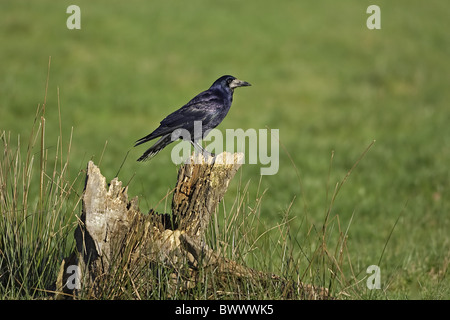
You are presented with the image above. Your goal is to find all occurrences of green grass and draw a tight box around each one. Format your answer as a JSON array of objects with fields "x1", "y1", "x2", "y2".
[
  {"x1": 1, "y1": 0, "x2": 449, "y2": 299},
  {"x1": 0, "y1": 108, "x2": 82, "y2": 298}
]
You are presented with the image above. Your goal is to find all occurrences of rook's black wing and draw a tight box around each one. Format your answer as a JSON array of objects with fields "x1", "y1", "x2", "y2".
[{"x1": 135, "y1": 90, "x2": 223, "y2": 147}]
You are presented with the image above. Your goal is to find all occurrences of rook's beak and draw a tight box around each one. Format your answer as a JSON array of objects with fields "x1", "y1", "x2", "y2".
[{"x1": 230, "y1": 78, "x2": 251, "y2": 89}]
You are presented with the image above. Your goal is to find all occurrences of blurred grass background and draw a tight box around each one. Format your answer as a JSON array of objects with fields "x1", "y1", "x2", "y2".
[{"x1": 0, "y1": 0, "x2": 448, "y2": 298}]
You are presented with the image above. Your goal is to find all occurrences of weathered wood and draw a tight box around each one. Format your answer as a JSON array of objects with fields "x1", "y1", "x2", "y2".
[
  {"x1": 172, "y1": 152, "x2": 244, "y2": 236},
  {"x1": 75, "y1": 162, "x2": 141, "y2": 269},
  {"x1": 55, "y1": 151, "x2": 330, "y2": 300}
]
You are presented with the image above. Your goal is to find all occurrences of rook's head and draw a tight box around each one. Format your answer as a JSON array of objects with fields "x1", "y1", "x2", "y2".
[{"x1": 212, "y1": 75, "x2": 251, "y2": 92}]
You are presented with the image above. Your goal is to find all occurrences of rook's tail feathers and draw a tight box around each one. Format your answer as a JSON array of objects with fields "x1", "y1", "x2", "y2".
[
  {"x1": 135, "y1": 133, "x2": 155, "y2": 147},
  {"x1": 136, "y1": 134, "x2": 173, "y2": 161}
]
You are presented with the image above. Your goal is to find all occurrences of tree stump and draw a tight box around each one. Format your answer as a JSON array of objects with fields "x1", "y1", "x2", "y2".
[{"x1": 55, "y1": 152, "x2": 329, "y2": 299}]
